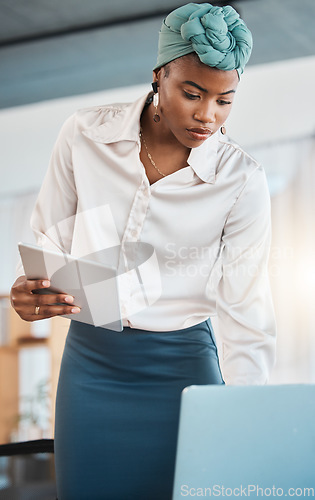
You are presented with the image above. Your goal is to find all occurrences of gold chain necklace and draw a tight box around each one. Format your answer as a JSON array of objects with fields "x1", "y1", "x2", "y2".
[{"x1": 140, "y1": 128, "x2": 166, "y2": 178}]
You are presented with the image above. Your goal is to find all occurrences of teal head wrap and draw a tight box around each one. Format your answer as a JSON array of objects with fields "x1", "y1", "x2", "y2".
[{"x1": 153, "y1": 2, "x2": 253, "y2": 77}]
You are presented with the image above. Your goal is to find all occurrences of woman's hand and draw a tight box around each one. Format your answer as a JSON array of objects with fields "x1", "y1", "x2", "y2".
[{"x1": 10, "y1": 275, "x2": 80, "y2": 322}]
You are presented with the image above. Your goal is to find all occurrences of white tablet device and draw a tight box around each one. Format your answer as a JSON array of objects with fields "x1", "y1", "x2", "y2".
[{"x1": 18, "y1": 242, "x2": 123, "y2": 332}]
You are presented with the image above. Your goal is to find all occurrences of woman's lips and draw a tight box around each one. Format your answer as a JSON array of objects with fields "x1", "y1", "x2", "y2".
[{"x1": 186, "y1": 128, "x2": 213, "y2": 141}]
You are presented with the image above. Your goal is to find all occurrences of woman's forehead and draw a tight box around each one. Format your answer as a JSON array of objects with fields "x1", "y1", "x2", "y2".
[{"x1": 165, "y1": 56, "x2": 239, "y2": 90}]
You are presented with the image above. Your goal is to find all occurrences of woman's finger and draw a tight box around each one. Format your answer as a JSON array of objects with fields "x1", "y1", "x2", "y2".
[
  {"x1": 11, "y1": 276, "x2": 51, "y2": 295},
  {"x1": 18, "y1": 303, "x2": 81, "y2": 322},
  {"x1": 31, "y1": 292, "x2": 76, "y2": 307},
  {"x1": 24, "y1": 278, "x2": 51, "y2": 293}
]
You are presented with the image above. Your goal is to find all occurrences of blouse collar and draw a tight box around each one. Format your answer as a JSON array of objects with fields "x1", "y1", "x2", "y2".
[{"x1": 82, "y1": 94, "x2": 219, "y2": 184}]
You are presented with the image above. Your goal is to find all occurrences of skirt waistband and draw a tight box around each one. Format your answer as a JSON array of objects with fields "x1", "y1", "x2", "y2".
[{"x1": 63, "y1": 318, "x2": 220, "y2": 382}]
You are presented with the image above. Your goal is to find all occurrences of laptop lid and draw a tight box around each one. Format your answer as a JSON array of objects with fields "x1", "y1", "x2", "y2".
[{"x1": 173, "y1": 384, "x2": 315, "y2": 499}]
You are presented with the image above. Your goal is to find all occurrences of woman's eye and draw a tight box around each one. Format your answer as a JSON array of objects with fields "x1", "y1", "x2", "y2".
[
  {"x1": 184, "y1": 91, "x2": 199, "y2": 100},
  {"x1": 217, "y1": 99, "x2": 232, "y2": 106}
]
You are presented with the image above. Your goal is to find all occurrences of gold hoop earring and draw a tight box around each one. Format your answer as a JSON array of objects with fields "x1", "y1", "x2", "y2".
[{"x1": 220, "y1": 124, "x2": 226, "y2": 135}]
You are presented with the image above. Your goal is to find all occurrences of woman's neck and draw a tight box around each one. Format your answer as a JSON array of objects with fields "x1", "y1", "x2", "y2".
[
  {"x1": 140, "y1": 100, "x2": 190, "y2": 156},
  {"x1": 139, "y1": 101, "x2": 191, "y2": 185}
]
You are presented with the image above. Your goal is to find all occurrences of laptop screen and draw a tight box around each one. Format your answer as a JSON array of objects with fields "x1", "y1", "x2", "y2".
[{"x1": 173, "y1": 384, "x2": 315, "y2": 499}]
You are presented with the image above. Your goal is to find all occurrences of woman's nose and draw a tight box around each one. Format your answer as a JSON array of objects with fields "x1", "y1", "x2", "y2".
[{"x1": 193, "y1": 103, "x2": 216, "y2": 124}]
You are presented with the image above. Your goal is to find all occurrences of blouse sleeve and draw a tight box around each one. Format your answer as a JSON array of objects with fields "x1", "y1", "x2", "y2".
[
  {"x1": 215, "y1": 165, "x2": 276, "y2": 385},
  {"x1": 30, "y1": 114, "x2": 78, "y2": 253}
]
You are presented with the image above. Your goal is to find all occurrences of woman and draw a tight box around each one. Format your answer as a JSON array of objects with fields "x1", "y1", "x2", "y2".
[{"x1": 10, "y1": 3, "x2": 276, "y2": 499}]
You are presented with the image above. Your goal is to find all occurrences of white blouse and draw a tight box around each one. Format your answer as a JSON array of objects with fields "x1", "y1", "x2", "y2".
[{"x1": 30, "y1": 94, "x2": 276, "y2": 385}]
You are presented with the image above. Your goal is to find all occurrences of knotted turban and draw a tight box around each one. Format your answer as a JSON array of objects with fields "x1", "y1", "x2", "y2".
[{"x1": 153, "y1": 2, "x2": 253, "y2": 77}]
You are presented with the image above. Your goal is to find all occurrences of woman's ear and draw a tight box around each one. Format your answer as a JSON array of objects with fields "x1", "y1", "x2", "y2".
[
  {"x1": 152, "y1": 68, "x2": 161, "y2": 85},
  {"x1": 152, "y1": 69, "x2": 160, "y2": 94}
]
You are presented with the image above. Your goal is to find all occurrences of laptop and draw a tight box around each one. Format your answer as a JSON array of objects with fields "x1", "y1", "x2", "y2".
[
  {"x1": 173, "y1": 384, "x2": 315, "y2": 499},
  {"x1": 19, "y1": 242, "x2": 122, "y2": 331}
]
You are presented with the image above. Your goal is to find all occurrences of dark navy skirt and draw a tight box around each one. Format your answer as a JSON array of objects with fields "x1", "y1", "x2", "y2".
[{"x1": 54, "y1": 319, "x2": 224, "y2": 500}]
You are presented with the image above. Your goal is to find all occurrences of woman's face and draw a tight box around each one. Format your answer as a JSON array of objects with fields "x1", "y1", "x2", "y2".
[{"x1": 153, "y1": 55, "x2": 239, "y2": 149}]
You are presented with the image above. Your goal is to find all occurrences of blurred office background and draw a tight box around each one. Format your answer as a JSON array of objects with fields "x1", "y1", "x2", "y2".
[{"x1": 0, "y1": 0, "x2": 315, "y2": 446}]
